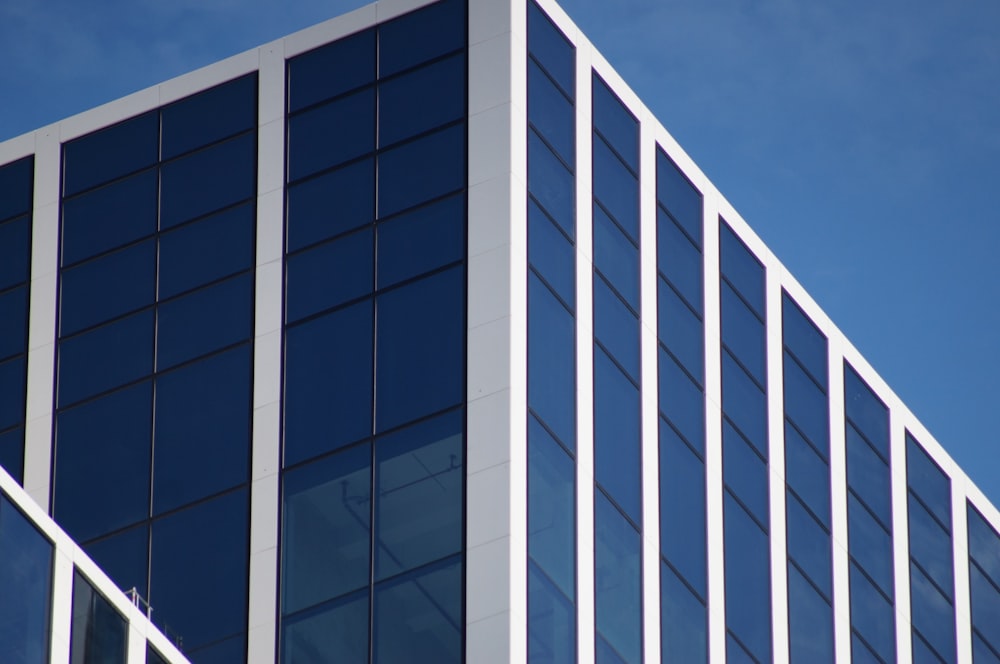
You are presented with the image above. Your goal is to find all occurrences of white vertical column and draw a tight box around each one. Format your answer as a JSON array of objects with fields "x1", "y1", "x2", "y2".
[
  {"x1": 23, "y1": 128, "x2": 61, "y2": 511},
  {"x1": 890, "y1": 405, "x2": 913, "y2": 662},
  {"x1": 466, "y1": 0, "x2": 527, "y2": 661},
  {"x1": 246, "y1": 40, "x2": 285, "y2": 664},
  {"x1": 827, "y1": 342, "x2": 851, "y2": 662},
  {"x1": 953, "y1": 481, "x2": 973, "y2": 663}
]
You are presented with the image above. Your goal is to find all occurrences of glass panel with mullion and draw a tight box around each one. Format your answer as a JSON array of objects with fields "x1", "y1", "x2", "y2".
[
  {"x1": 786, "y1": 492, "x2": 832, "y2": 599},
  {"x1": 595, "y1": 492, "x2": 642, "y2": 664},
  {"x1": 63, "y1": 112, "x2": 158, "y2": 197},
  {"x1": 659, "y1": 418, "x2": 706, "y2": 595},
  {"x1": 285, "y1": 227, "x2": 373, "y2": 324},
  {"x1": 379, "y1": 53, "x2": 465, "y2": 148},
  {"x1": 844, "y1": 364, "x2": 889, "y2": 459},
  {"x1": 529, "y1": 414, "x2": 575, "y2": 599},
  {"x1": 592, "y1": 74, "x2": 637, "y2": 172},
  {"x1": 721, "y1": 352, "x2": 767, "y2": 458},
  {"x1": 160, "y1": 73, "x2": 256, "y2": 160},
  {"x1": 377, "y1": 192, "x2": 464, "y2": 290},
  {"x1": 83, "y1": 524, "x2": 149, "y2": 603},
  {"x1": 657, "y1": 277, "x2": 703, "y2": 381},
  {"x1": 970, "y1": 564, "x2": 1000, "y2": 655},
  {"x1": 787, "y1": 563, "x2": 833, "y2": 664},
  {"x1": 528, "y1": 198, "x2": 574, "y2": 309},
  {"x1": 785, "y1": 422, "x2": 830, "y2": 529},
  {"x1": 907, "y1": 434, "x2": 951, "y2": 529},
  {"x1": 909, "y1": 493, "x2": 954, "y2": 599},
  {"x1": 658, "y1": 347, "x2": 705, "y2": 456},
  {"x1": 0, "y1": 427, "x2": 24, "y2": 485},
  {"x1": 719, "y1": 222, "x2": 764, "y2": 317},
  {"x1": 377, "y1": 0, "x2": 465, "y2": 78},
  {"x1": 594, "y1": 348, "x2": 641, "y2": 524},
  {"x1": 592, "y1": 137, "x2": 638, "y2": 244},
  {"x1": 910, "y1": 561, "x2": 956, "y2": 664},
  {"x1": 70, "y1": 571, "x2": 127, "y2": 664},
  {"x1": 377, "y1": 123, "x2": 465, "y2": 220},
  {"x1": 0, "y1": 215, "x2": 30, "y2": 291},
  {"x1": 721, "y1": 281, "x2": 765, "y2": 385},
  {"x1": 594, "y1": 204, "x2": 639, "y2": 310},
  {"x1": 528, "y1": 130, "x2": 574, "y2": 240},
  {"x1": 846, "y1": 424, "x2": 892, "y2": 528},
  {"x1": 528, "y1": 58, "x2": 574, "y2": 165},
  {"x1": 660, "y1": 561, "x2": 706, "y2": 663},
  {"x1": 849, "y1": 562, "x2": 896, "y2": 663},
  {"x1": 528, "y1": 561, "x2": 575, "y2": 664},
  {"x1": 848, "y1": 493, "x2": 894, "y2": 597},
  {"x1": 656, "y1": 208, "x2": 702, "y2": 315},
  {"x1": 281, "y1": 588, "x2": 368, "y2": 664},
  {"x1": 286, "y1": 88, "x2": 374, "y2": 183},
  {"x1": 287, "y1": 28, "x2": 375, "y2": 114},
  {"x1": 528, "y1": 273, "x2": 575, "y2": 450},
  {"x1": 527, "y1": 1, "x2": 574, "y2": 98},
  {"x1": 0, "y1": 357, "x2": 26, "y2": 432},
  {"x1": 783, "y1": 351, "x2": 829, "y2": 454},
  {"x1": 285, "y1": 157, "x2": 374, "y2": 253},
  {"x1": 656, "y1": 150, "x2": 702, "y2": 247},
  {"x1": 781, "y1": 293, "x2": 828, "y2": 386},
  {"x1": 0, "y1": 156, "x2": 33, "y2": 222},
  {"x1": 723, "y1": 422, "x2": 768, "y2": 527},
  {"x1": 594, "y1": 274, "x2": 639, "y2": 383},
  {"x1": 723, "y1": 493, "x2": 771, "y2": 663},
  {"x1": 0, "y1": 494, "x2": 53, "y2": 664}
]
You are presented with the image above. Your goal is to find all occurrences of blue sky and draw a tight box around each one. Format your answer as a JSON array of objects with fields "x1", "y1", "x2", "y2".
[{"x1": 2, "y1": 0, "x2": 999, "y2": 504}]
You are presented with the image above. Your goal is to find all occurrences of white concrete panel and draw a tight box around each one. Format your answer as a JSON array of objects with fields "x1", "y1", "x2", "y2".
[
  {"x1": 468, "y1": 244, "x2": 511, "y2": 328},
  {"x1": 467, "y1": 462, "x2": 513, "y2": 549},
  {"x1": 467, "y1": 535, "x2": 513, "y2": 624},
  {"x1": 255, "y1": 191, "x2": 285, "y2": 268},
  {"x1": 468, "y1": 176, "x2": 514, "y2": 258},
  {"x1": 375, "y1": 0, "x2": 441, "y2": 24},
  {"x1": 282, "y1": 5, "x2": 376, "y2": 59},
  {"x1": 470, "y1": 0, "x2": 512, "y2": 45},
  {"x1": 826, "y1": 339, "x2": 852, "y2": 662},
  {"x1": 470, "y1": 102, "x2": 515, "y2": 188},
  {"x1": 159, "y1": 51, "x2": 258, "y2": 107},
  {"x1": 248, "y1": 545, "x2": 279, "y2": 629},
  {"x1": 58, "y1": 87, "x2": 161, "y2": 144},
  {"x1": 467, "y1": 388, "x2": 513, "y2": 474},
  {"x1": 953, "y1": 476, "x2": 973, "y2": 664},
  {"x1": 470, "y1": 33, "x2": 515, "y2": 115},
  {"x1": 467, "y1": 317, "x2": 512, "y2": 402},
  {"x1": 890, "y1": 406, "x2": 913, "y2": 662},
  {"x1": 253, "y1": 259, "x2": 283, "y2": 336},
  {"x1": 249, "y1": 475, "x2": 279, "y2": 555},
  {"x1": 467, "y1": 611, "x2": 512, "y2": 662},
  {"x1": 256, "y1": 119, "x2": 286, "y2": 198},
  {"x1": 251, "y1": 401, "x2": 281, "y2": 481},
  {"x1": 48, "y1": 548, "x2": 74, "y2": 664},
  {"x1": 247, "y1": 620, "x2": 276, "y2": 664},
  {"x1": 0, "y1": 131, "x2": 35, "y2": 166},
  {"x1": 258, "y1": 40, "x2": 286, "y2": 126},
  {"x1": 252, "y1": 329, "x2": 282, "y2": 409},
  {"x1": 26, "y1": 271, "x2": 57, "y2": 352}
]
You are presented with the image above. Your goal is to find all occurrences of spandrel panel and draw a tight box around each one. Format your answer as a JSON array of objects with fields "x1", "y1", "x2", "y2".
[
  {"x1": 379, "y1": 53, "x2": 465, "y2": 148},
  {"x1": 161, "y1": 74, "x2": 257, "y2": 160},
  {"x1": 377, "y1": 193, "x2": 464, "y2": 289},
  {"x1": 286, "y1": 158, "x2": 374, "y2": 253},
  {"x1": 160, "y1": 133, "x2": 256, "y2": 228},
  {"x1": 377, "y1": 123, "x2": 465, "y2": 219},
  {"x1": 287, "y1": 28, "x2": 375, "y2": 113},
  {"x1": 287, "y1": 88, "x2": 375, "y2": 182},
  {"x1": 63, "y1": 112, "x2": 158, "y2": 196},
  {"x1": 378, "y1": 0, "x2": 465, "y2": 78},
  {"x1": 285, "y1": 227, "x2": 373, "y2": 324}
]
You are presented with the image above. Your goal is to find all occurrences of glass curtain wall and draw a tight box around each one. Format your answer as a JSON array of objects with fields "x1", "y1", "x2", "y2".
[
  {"x1": 0, "y1": 491, "x2": 53, "y2": 664},
  {"x1": 968, "y1": 503, "x2": 1000, "y2": 662}
]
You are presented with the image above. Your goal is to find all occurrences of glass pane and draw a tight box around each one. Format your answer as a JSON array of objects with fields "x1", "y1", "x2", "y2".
[
  {"x1": 0, "y1": 216, "x2": 30, "y2": 291},
  {"x1": 63, "y1": 112, "x2": 158, "y2": 196},
  {"x1": 907, "y1": 434, "x2": 951, "y2": 529},
  {"x1": 527, "y1": 1, "x2": 574, "y2": 98},
  {"x1": 844, "y1": 364, "x2": 889, "y2": 458},
  {"x1": 54, "y1": 381, "x2": 152, "y2": 542},
  {"x1": 974, "y1": 633, "x2": 1000, "y2": 664},
  {"x1": 846, "y1": 426, "x2": 890, "y2": 531},
  {"x1": 910, "y1": 562, "x2": 956, "y2": 663},
  {"x1": 658, "y1": 347, "x2": 705, "y2": 455},
  {"x1": 594, "y1": 492, "x2": 642, "y2": 664},
  {"x1": 848, "y1": 493, "x2": 894, "y2": 596},
  {"x1": 0, "y1": 285, "x2": 27, "y2": 361},
  {"x1": 375, "y1": 410, "x2": 463, "y2": 580},
  {"x1": 719, "y1": 222, "x2": 764, "y2": 317},
  {"x1": 70, "y1": 571, "x2": 127, "y2": 664},
  {"x1": 660, "y1": 562, "x2": 706, "y2": 664},
  {"x1": 287, "y1": 28, "x2": 375, "y2": 113},
  {"x1": 971, "y1": 563, "x2": 1000, "y2": 644},
  {"x1": 375, "y1": 266, "x2": 464, "y2": 432},
  {"x1": 659, "y1": 419, "x2": 706, "y2": 594},
  {"x1": 153, "y1": 346, "x2": 251, "y2": 514},
  {"x1": 656, "y1": 209, "x2": 702, "y2": 314},
  {"x1": 160, "y1": 133, "x2": 256, "y2": 228},
  {"x1": 281, "y1": 588, "x2": 368, "y2": 664},
  {"x1": 60, "y1": 239, "x2": 155, "y2": 336},
  {"x1": 851, "y1": 633, "x2": 884, "y2": 664},
  {"x1": 378, "y1": 0, "x2": 465, "y2": 77},
  {"x1": 909, "y1": 494, "x2": 954, "y2": 598},
  {"x1": 0, "y1": 156, "x2": 32, "y2": 222},
  {"x1": 0, "y1": 427, "x2": 24, "y2": 485},
  {"x1": 782, "y1": 294, "x2": 827, "y2": 386},
  {"x1": 968, "y1": 504, "x2": 1000, "y2": 583},
  {"x1": 0, "y1": 495, "x2": 52, "y2": 664},
  {"x1": 592, "y1": 75, "x2": 637, "y2": 171},
  {"x1": 528, "y1": 199, "x2": 574, "y2": 309},
  {"x1": 379, "y1": 53, "x2": 465, "y2": 148},
  {"x1": 784, "y1": 352, "x2": 829, "y2": 455},
  {"x1": 285, "y1": 227, "x2": 373, "y2": 324},
  {"x1": 723, "y1": 422, "x2": 768, "y2": 526},
  {"x1": 282, "y1": 444, "x2": 371, "y2": 615},
  {"x1": 656, "y1": 150, "x2": 702, "y2": 246},
  {"x1": 377, "y1": 193, "x2": 464, "y2": 289},
  {"x1": 786, "y1": 493, "x2": 831, "y2": 598},
  {"x1": 593, "y1": 137, "x2": 637, "y2": 243},
  {"x1": 594, "y1": 204, "x2": 639, "y2": 310},
  {"x1": 594, "y1": 274, "x2": 639, "y2": 382},
  {"x1": 657, "y1": 278, "x2": 703, "y2": 381},
  {"x1": 528, "y1": 274, "x2": 575, "y2": 450},
  {"x1": 785, "y1": 422, "x2": 830, "y2": 528},
  {"x1": 721, "y1": 281, "x2": 765, "y2": 384},
  {"x1": 529, "y1": 414, "x2": 575, "y2": 599},
  {"x1": 721, "y1": 352, "x2": 767, "y2": 458},
  {"x1": 724, "y1": 493, "x2": 771, "y2": 663},
  {"x1": 161, "y1": 73, "x2": 256, "y2": 160},
  {"x1": 849, "y1": 563, "x2": 896, "y2": 663},
  {"x1": 594, "y1": 348, "x2": 641, "y2": 523},
  {"x1": 528, "y1": 59, "x2": 574, "y2": 165},
  {"x1": 378, "y1": 123, "x2": 465, "y2": 219},
  {"x1": 83, "y1": 524, "x2": 149, "y2": 601},
  {"x1": 286, "y1": 158, "x2": 374, "y2": 253},
  {"x1": 287, "y1": 88, "x2": 375, "y2": 182},
  {"x1": 528, "y1": 561, "x2": 575, "y2": 664},
  {"x1": 787, "y1": 564, "x2": 834, "y2": 664},
  {"x1": 528, "y1": 129, "x2": 574, "y2": 239},
  {"x1": 283, "y1": 301, "x2": 373, "y2": 467},
  {"x1": 0, "y1": 357, "x2": 26, "y2": 432}
]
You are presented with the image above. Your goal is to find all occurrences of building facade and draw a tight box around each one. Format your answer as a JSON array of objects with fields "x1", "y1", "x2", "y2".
[{"x1": 1, "y1": 0, "x2": 999, "y2": 662}]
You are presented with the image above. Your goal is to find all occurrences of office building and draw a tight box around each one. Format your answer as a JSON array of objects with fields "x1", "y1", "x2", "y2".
[{"x1": 1, "y1": 0, "x2": 999, "y2": 661}]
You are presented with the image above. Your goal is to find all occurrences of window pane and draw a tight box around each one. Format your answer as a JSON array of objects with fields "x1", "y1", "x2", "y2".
[
  {"x1": 656, "y1": 151, "x2": 702, "y2": 246},
  {"x1": 592, "y1": 75, "x2": 637, "y2": 172},
  {"x1": 0, "y1": 427, "x2": 24, "y2": 485},
  {"x1": 529, "y1": 414, "x2": 575, "y2": 599},
  {"x1": 83, "y1": 524, "x2": 149, "y2": 602},
  {"x1": 660, "y1": 562, "x2": 706, "y2": 664},
  {"x1": 786, "y1": 493, "x2": 831, "y2": 598},
  {"x1": 375, "y1": 410, "x2": 463, "y2": 580},
  {"x1": 0, "y1": 357, "x2": 25, "y2": 434},
  {"x1": 593, "y1": 137, "x2": 637, "y2": 243},
  {"x1": 60, "y1": 240, "x2": 155, "y2": 336},
  {"x1": 287, "y1": 28, "x2": 375, "y2": 113},
  {"x1": 844, "y1": 364, "x2": 889, "y2": 458},
  {"x1": 784, "y1": 353, "x2": 829, "y2": 454},
  {"x1": 377, "y1": 192, "x2": 464, "y2": 289},
  {"x1": 0, "y1": 285, "x2": 26, "y2": 360},
  {"x1": 281, "y1": 588, "x2": 368, "y2": 664},
  {"x1": 974, "y1": 633, "x2": 1000, "y2": 664},
  {"x1": 0, "y1": 156, "x2": 33, "y2": 222},
  {"x1": 284, "y1": 301, "x2": 373, "y2": 467},
  {"x1": 907, "y1": 434, "x2": 951, "y2": 529},
  {"x1": 379, "y1": 53, "x2": 464, "y2": 148},
  {"x1": 594, "y1": 348, "x2": 641, "y2": 523},
  {"x1": 658, "y1": 347, "x2": 704, "y2": 455},
  {"x1": 848, "y1": 494, "x2": 894, "y2": 596},
  {"x1": 287, "y1": 88, "x2": 375, "y2": 182},
  {"x1": 846, "y1": 424, "x2": 892, "y2": 528},
  {"x1": 286, "y1": 158, "x2": 374, "y2": 253},
  {"x1": 378, "y1": 0, "x2": 465, "y2": 77},
  {"x1": 529, "y1": 199, "x2": 574, "y2": 309},
  {"x1": 909, "y1": 494, "x2": 954, "y2": 598},
  {"x1": 658, "y1": 279, "x2": 703, "y2": 381},
  {"x1": 527, "y1": 1, "x2": 574, "y2": 98},
  {"x1": 528, "y1": 274, "x2": 575, "y2": 449},
  {"x1": 782, "y1": 294, "x2": 827, "y2": 386},
  {"x1": 161, "y1": 74, "x2": 256, "y2": 160},
  {"x1": 724, "y1": 493, "x2": 771, "y2": 663},
  {"x1": 63, "y1": 112, "x2": 158, "y2": 196},
  {"x1": 285, "y1": 227, "x2": 373, "y2": 324},
  {"x1": 659, "y1": 419, "x2": 706, "y2": 594},
  {"x1": 721, "y1": 281, "x2": 764, "y2": 384},
  {"x1": 785, "y1": 423, "x2": 830, "y2": 528},
  {"x1": 594, "y1": 205, "x2": 639, "y2": 309},
  {"x1": 375, "y1": 266, "x2": 464, "y2": 432},
  {"x1": 528, "y1": 59, "x2": 574, "y2": 165},
  {"x1": 910, "y1": 562, "x2": 956, "y2": 663},
  {"x1": 160, "y1": 133, "x2": 256, "y2": 228},
  {"x1": 70, "y1": 571, "x2": 127, "y2": 664},
  {"x1": 723, "y1": 423, "x2": 768, "y2": 526},
  {"x1": 972, "y1": 564, "x2": 1000, "y2": 647},
  {"x1": 528, "y1": 561, "x2": 575, "y2": 664},
  {"x1": 595, "y1": 492, "x2": 642, "y2": 664},
  {"x1": 282, "y1": 444, "x2": 371, "y2": 615},
  {"x1": 54, "y1": 382, "x2": 152, "y2": 542},
  {"x1": 787, "y1": 564, "x2": 833, "y2": 664},
  {"x1": 594, "y1": 275, "x2": 639, "y2": 382},
  {"x1": 719, "y1": 222, "x2": 764, "y2": 317},
  {"x1": 153, "y1": 346, "x2": 251, "y2": 514},
  {"x1": 0, "y1": 495, "x2": 52, "y2": 664},
  {"x1": 0, "y1": 216, "x2": 30, "y2": 291},
  {"x1": 721, "y1": 352, "x2": 767, "y2": 458},
  {"x1": 378, "y1": 123, "x2": 464, "y2": 219},
  {"x1": 849, "y1": 563, "x2": 896, "y2": 662},
  {"x1": 968, "y1": 505, "x2": 1000, "y2": 585},
  {"x1": 656, "y1": 209, "x2": 702, "y2": 314},
  {"x1": 528, "y1": 129, "x2": 574, "y2": 239}
]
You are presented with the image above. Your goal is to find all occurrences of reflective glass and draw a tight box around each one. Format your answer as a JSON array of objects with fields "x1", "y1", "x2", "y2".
[
  {"x1": 161, "y1": 74, "x2": 256, "y2": 160},
  {"x1": 0, "y1": 285, "x2": 27, "y2": 361},
  {"x1": 158, "y1": 203, "x2": 254, "y2": 299},
  {"x1": 659, "y1": 419, "x2": 706, "y2": 593},
  {"x1": 721, "y1": 352, "x2": 767, "y2": 457},
  {"x1": 377, "y1": 193, "x2": 464, "y2": 289},
  {"x1": 57, "y1": 310, "x2": 153, "y2": 407},
  {"x1": 972, "y1": 564, "x2": 1000, "y2": 649},
  {"x1": 379, "y1": 53, "x2": 465, "y2": 148},
  {"x1": 528, "y1": 129, "x2": 574, "y2": 239},
  {"x1": 782, "y1": 294, "x2": 827, "y2": 385},
  {"x1": 597, "y1": 635, "x2": 628, "y2": 664},
  {"x1": 656, "y1": 209, "x2": 703, "y2": 314},
  {"x1": 787, "y1": 563, "x2": 833, "y2": 664},
  {"x1": 851, "y1": 633, "x2": 884, "y2": 664},
  {"x1": 844, "y1": 364, "x2": 889, "y2": 458},
  {"x1": 974, "y1": 633, "x2": 1000, "y2": 664},
  {"x1": 528, "y1": 274, "x2": 575, "y2": 449},
  {"x1": 374, "y1": 410, "x2": 463, "y2": 580},
  {"x1": 377, "y1": 123, "x2": 464, "y2": 219},
  {"x1": 785, "y1": 423, "x2": 830, "y2": 528},
  {"x1": 0, "y1": 156, "x2": 32, "y2": 222},
  {"x1": 63, "y1": 112, "x2": 158, "y2": 196},
  {"x1": 783, "y1": 352, "x2": 829, "y2": 454},
  {"x1": 373, "y1": 555, "x2": 462, "y2": 663},
  {"x1": 285, "y1": 227, "x2": 373, "y2": 323},
  {"x1": 0, "y1": 494, "x2": 52, "y2": 664},
  {"x1": 907, "y1": 434, "x2": 951, "y2": 528},
  {"x1": 54, "y1": 381, "x2": 152, "y2": 542},
  {"x1": 527, "y1": 1, "x2": 574, "y2": 98},
  {"x1": 529, "y1": 199, "x2": 574, "y2": 308},
  {"x1": 848, "y1": 493, "x2": 894, "y2": 596},
  {"x1": 528, "y1": 562, "x2": 575, "y2": 664},
  {"x1": 529, "y1": 414, "x2": 575, "y2": 598},
  {"x1": 0, "y1": 216, "x2": 30, "y2": 291},
  {"x1": 594, "y1": 348, "x2": 641, "y2": 523},
  {"x1": 595, "y1": 492, "x2": 642, "y2": 664},
  {"x1": 287, "y1": 28, "x2": 375, "y2": 113},
  {"x1": 969, "y1": 505, "x2": 1000, "y2": 576},
  {"x1": 528, "y1": 59, "x2": 574, "y2": 164},
  {"x1": 723, "y1": 493, "x2": 771, "y2": 663},
  {"x1": 60, "y1": 240, "x2": 155, "y2": 335},
  {"x1": 70, "y1": 571, "x2": 127, "y2": 664},
  {"x1": 721, "y1": 281, "x2": 765, "y2": 384},
  {"x1": 284, "y1": 301, "x2": 373, "y2": 466},
  {"x1": 160, "y1": 133, "x2": 256, "y2": 228},
  {"x1": 723, "y1": 423, "x2": 768, "y2": 526},
  {"x1": 83, "y1": 524, "x2": 149, "y2": 602},
  {"x1": 658, "y1": 279, "x2": 703, "y2": 380},
  {"x1": 61, "y1": 168, "x2": 157, "y2": 266},
  {"x1": 593, "y1": 75, "x2": 637, "y2": 171},
  {"x1": 287, "y1": 88, "x2": 375, "y2": 182},
  {"x1": 910, "y1": 562, "x2": 956, "y2": 663},
  {"x1": 150, "y1": 488, "x2": 248, "y2": 652},
  {"x1": 594, "y1": 204, "x2": 639, "y2": 309},
  {"x1": 909, "y1": 494, "x2": 953, "y2": 598},
  {"x1": 656, "y1": 150, "x2": 702, "y2": 246},
  {"x1": 0, "y1": 427, "x2": 24, "y2": 485},
  {"x1": 658, "y1": 347, "x2": 704, "y2": 454},
  {"x1": 286, "y1": 158, "x2": 374, "y2": 253},
  {"x1": 850, "y1": 563, "x2": 896, "y2": 662},
  {"x1": 786, "y1": 493, "x2": 831, "y2": 598},
  {"x1": 281, "y1": 588, "x2": 368, "y2": 664},
  {"x1": 0, "y1": 357, "x2": 26, "y2": 432},
  {"x1": 846, "y1": 424, "x2": 892, "y2": 528},
  {"x1": 594, "y1": 274, "x2": 639, "y2": 382},
  {"x1": 282, "y1": 443, "x2": 371, "y2": 615},
  {"x1": 153, "y1": 346, "x2": 251, "y2": 514},
  {"x1": 186, "y1": 634, "x2": 245, "y2": 664},
  {"x1": 375, "y1": 266, "x2": 464, "y2": 432},
  {"x1": 593, "y1": 137, "x2": 638, "y2": 243},
  {"x1": 912, "y1": 632, "x2": 947, "y2": 664},
  {"x1": 156, "y1": 274, "x2": 252, "y2": 370},
  {"x1": 660, "y1": 562, "x2": 706, "y2": 664},
  {"x1": 378, "y1": 0, "x2": 465, "y2": 78},
  {"x1": 719, "y1": 222, "x2": 764, "y2": 317},
  {"x1": 726, "y1": 635, "x2": 756, "y2": 664}
]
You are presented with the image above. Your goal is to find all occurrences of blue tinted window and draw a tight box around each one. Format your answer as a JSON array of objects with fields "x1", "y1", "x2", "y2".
[
  {"x1": 83, "y1": 524, "x2": 149, "y2": 602},
  {"x1": 0, "y1": 216, "x2": 30, "y2": 291},
  {"x1": 661, "y1": 562, "x2": 706, "y2": 663},
  {"x1": 375, "y1": 266, "x2": 464, "y2": 432},
  {"x1": 593, "y1": 75, "x2": 637, "y2": 171},
  {"x1": 972, "y1": 563, "x2": 1000, "y2": 651},
  {"x1": 656, "y1": 209, "x2": 702, "y2": 314},
  {"x1": 377, "y1": 193, "x2": 464, "y2": 289},
  {"x1": 63, "y1": 112, "x2": 158, "y2": 196},
  {"x1": 281, "y1": 588, "x2": 368, "y2": 664},
  {"x1": 527, "y1": 1, "x2": 574, "y2": 98},
  {"x1": 594, "y1": 205, "x2": 639, "y2": 309},
  {"x1": 844, "y1": 363, "x2": 889, "y2": 457},
  {"x1": 287, "y1": 88, "x2": 375, "y2": 182},
  {"x1": 379, "y1": 53, "x2": 465, "y2": 148},
  {"x1": 910, "y1": 562, "x2": 956, "y2": 663},
  {"x1": 160, "y1": 133, "x2": 256, "y2": 228},
  {"x1": 909, "y1": 494, "x2": 953, "y2": 598},
  {"x1": 54, "y1": 382, "x2": 152, "y2": 542},
  {"x1": 287, "y1": 29, "x2": 375, "y2": 113},
  {"x1": 529, "y1": 415, "x2": 575, "y2": 599},
  {"x1": 658, "y1": 280, "x2": 703, "y2": 381},
  {"x1": 375, "y1": 410, "x2": 463, "y2": 579},
  {"x1": 593, "y1": 137, "x2": 638, "y2": 243},
  {"x1": 727, "y1": 634, "x2": 756, "y2": 664},
  {"x1": 594, "y1": 275, "x2": 639, "y2": 382},
  {"x1": 378, "y1": 123, "x2": 464, "y2": 219},
  {"x1": 285, "y1": 228, "x2": 373, "y2": 323},
  {"x1": 785, "y1": 423, "x2": 830, "y2": 527},
  {"x1": 153, "y1": 347, "x2": 250, "y2": 514},
  {"x1": 528, "y1": 561, "x2": 576, "y2": 664},
  {"x1": 378, "y1": 0, "x2": 465, "y2": 77},
  {"x1": 784, "y1": 353, "x2": 829, "y2": 454},
  {"x1": 850, "y1": 563, "x2": 896, "y2": 662},
  {"x1": 660, "y1": 419, "x2": 705, "y2": 593},
  {"x1": 724, "y1": 423, "x2": 768, "y2": 525},
  {"x1": 61, "y1": 169, "x2": 157, "y2": 266},
  {"x1": 724, "y1": 493, "x2": 771, "y2": 662},
  {"x1": 721, "y1": 352, "x2": 767, "y2": 457},
  {"x1": 58, "y1": 310, "x2": 153, "y2": 407},
  {"x1": 528, "y1": 129, "x2": 574, "y2": 239},
  {"x1": 150, "y1": 488, "x2": 248, "y2": 652},
  {"x1": 968, "y1": 505, "x2": 1000, "y2": 583},
  {"x1": 529, "y1": 200, "x2": 574, "y2": 308},
  {"x1": 529, "y1": 59, "x2": 574, "y2": 164},
  {"x1": 656, "y1": 150, "x2": 702, "y2": 246},
  {"x1": 721, "y1": 281, "x2": 765, "y2": 384},
  {"x1": 907, "y1": 434, "x2": 951, "y2": 528},
  {"x1": 846, "y1": 424, "x2": 892, "y2": 527},
  {"x1": 282, "y1": 444, "x2": 371, "y2": 615},
  {"x1": 786, "y1": 493, "x2": 831, "y2": 598},
  {"x1": 848, "y1": 494, "x2": 894, "y2": 596},
  {"x1": 0, "y1": 286, "x2": 27, "y2": 361},
  {"x1": 528, "y1": 274, "x2": 575, "y2": 449},
  {"x1": 60, "y1": 240, "x2": 155, "y2": 335},
  {"x1": 595, "y1": 493, "x2": 642, "y2": 664},
  {"x1": 0, "y1": 428, "x2": 24, "y2": 484},
  {"x1": 158, "y1": 203, "x2": 254, "y2": 299},
  {"x1": 851, "y1": 633, "x2": 884, "y2": 664},
  {"x1": 594, "y1": 348, "x2": 641, "y2": 523},
  {"x1": 286, "y1": 158, "x2": 374, "y2": 253},
  {"x1": 658, "y1": 348, "x2": 705, "y2": 454},
  {"x1": 161, "y1": 74, "x2": 256, "y2": 159},
  {"x1": 782, "y1": 294, "x2": 827, "y2": 385},
  {"x1": 0, "y1": 358, "x2": 25, "y2": 432},
  {"x1": 0, "y1": 494, "x2": 52, "y2": 664},
  {"x1": 70, "y1": 571, "x2": 127, "y2": 664},
  {"x1": 719, "y1": 222, "x2": 764, "y2": 317},
  {"x1": 787, "y1": 563, "x2": 833, "y2": 664},
  {"x1": 284, "y1": 301, "x2": 373, "y2": 466},
  {"x1": 974, "y1": 633, "x2": 1000, "y2": 664},
  {"x1": 0, "y1": 157, "x2": 32, "y2": 222}
]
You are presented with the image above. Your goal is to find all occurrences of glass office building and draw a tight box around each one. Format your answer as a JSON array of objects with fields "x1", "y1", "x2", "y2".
[{"x1": 1, "y1": 0, "x2": 999, "y2": 662}]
